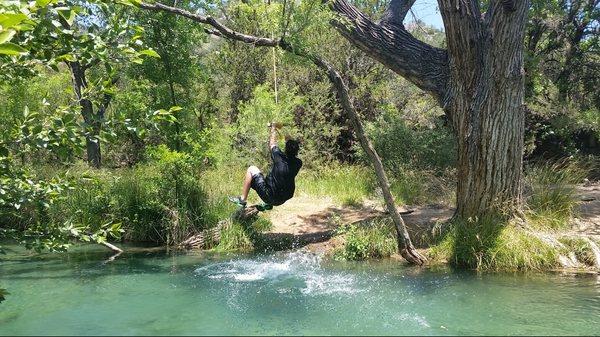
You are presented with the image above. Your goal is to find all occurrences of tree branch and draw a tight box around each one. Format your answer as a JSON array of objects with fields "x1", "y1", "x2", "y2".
[
  {"x1": 139, "y1": 1, "x2": 278, "y2": 47},
  {"x1": 379, "y1": 0, "x2": 416, "y2": 28},
  {"x1": 140, "y1": 1, "x2": 449, "y2": 102},
  {"x1": 329, "y1": 0, "x2": 449, "y2": 102},
  {"x1": 278, "y1": 40, "x2": 426, "y2": 265}
]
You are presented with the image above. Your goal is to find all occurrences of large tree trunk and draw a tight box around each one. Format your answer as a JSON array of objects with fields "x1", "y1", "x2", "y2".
[
  {"x1": 439, "y1": 0, "x2": 528, "y2": 218},
  {"x1": 450, "y1": 85, "x2": 525, "y2": 218},
  {"x1": 332, "y1": 0, "x2": 529, "y2": 219}
]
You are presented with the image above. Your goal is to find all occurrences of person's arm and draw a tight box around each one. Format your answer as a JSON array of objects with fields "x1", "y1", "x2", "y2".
[{"x1": 268, "y1": 123, "x2": 277, "y2": 150}]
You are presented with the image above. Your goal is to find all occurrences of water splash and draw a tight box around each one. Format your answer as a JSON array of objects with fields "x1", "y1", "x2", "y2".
[{"x1": 195, "y1": 251, "x2": 364, "y2": 296}]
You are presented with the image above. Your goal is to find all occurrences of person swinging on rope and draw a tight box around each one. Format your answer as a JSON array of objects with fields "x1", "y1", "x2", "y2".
[{"x1": 229, "y1": 122, "x2": 302, "y2": 209}]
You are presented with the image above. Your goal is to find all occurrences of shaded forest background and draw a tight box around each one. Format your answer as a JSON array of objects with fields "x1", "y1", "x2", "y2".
[{"x1": 0, "y1": 0, "x2": 598, "y2": 255}]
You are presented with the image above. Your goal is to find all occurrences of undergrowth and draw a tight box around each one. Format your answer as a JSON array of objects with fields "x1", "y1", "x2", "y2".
[
  {"x1": 334, "y1": 219, "x2": 397, "y2": 260},
  {"x1": 213, "y1": 216, "x2": 274, "y2": 252}
]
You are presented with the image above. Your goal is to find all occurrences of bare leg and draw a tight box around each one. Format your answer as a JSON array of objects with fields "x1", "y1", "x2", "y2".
[{"x1": 241, "y1": 166, "x2": 260, "y2": 201}]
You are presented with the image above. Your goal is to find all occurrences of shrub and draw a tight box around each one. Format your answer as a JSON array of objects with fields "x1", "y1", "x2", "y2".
[
  {"x1": 335, "y1": 219, "x2": 397, "y2": 260},
  {"x1": 109, "y1": 167, "x2": 166, "y2": 243},
  {"x1": 367, "y1": 110, "x2": 456, "y2": 174},
  {"x1": 44, "y1": 146, "x2": 213, "y2": 246},
  {"x1": 213, "y1": 221, "x2": 254, "y2": 252}
]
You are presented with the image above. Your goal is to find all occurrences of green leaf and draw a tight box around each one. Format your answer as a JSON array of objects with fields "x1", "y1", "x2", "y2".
[
  {"x1": 55, "y1": 53, "x2": 76, "y2": 62},
  {"x1": 36, "y1": 0, "x2": 55, "y2": 8},
  {"x1": 0, "y1": 43, "x2": 28, "y2": 56},
  {"x1": 57, "y1": 9, "x2": 76, "y2": 26},
  {"x1": 116, "y1": 0, "x2": 142, "y2": 7},
  {"x1": 0, "y1": 30, "x2": 16, "y2": 44},
  {"x1": 139, "y1": 49, "x2": 160, "y2": 58},
  {"x1": 0, "y1": 13, "x2": 28, "y2": 30}
]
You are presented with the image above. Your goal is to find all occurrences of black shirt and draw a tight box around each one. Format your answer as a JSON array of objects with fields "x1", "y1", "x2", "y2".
[{"x1": 266, "y1": 146, "x2": 302, "y2": 203}]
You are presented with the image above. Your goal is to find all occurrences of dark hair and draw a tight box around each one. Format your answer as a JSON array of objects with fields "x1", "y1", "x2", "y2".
[{"x1": 285, "y1": 139, "x2": 300, "y2": 157}]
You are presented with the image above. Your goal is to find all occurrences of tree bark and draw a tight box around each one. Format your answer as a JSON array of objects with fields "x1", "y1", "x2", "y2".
[
  {"x1": 330, "y1": 0, "x2": 529, "y2": 218},
  {"x1": 68, "y1": 61, "x2": 103, "y2": 168},
  {"x1": 330, "y1": 0, "x2": 449, "y2": 102},
  {"x1": 438, "y1": 0, "x2": 529, "y2": 218}
]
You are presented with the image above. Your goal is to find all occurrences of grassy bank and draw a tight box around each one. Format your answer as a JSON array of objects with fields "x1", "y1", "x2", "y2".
[
  {"x1": 424, "y1": 159, "x2": 597, "y2": 271},
  {"x1": 5, "y1": 145, "x2": 596, "y2": 273}
]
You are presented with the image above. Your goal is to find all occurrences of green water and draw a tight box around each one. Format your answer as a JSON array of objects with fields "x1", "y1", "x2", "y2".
[{"x1": 1, "y1": 245, "x2": 599, "y2": 336}]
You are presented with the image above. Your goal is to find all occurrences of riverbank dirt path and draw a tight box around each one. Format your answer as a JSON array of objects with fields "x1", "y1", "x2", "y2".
[
  {"x1": 264, "y1": 194, "x2": 454, "y2": 253},
  {"x1": 264, "y1": 183, "x2": 600, "y2": 254}
]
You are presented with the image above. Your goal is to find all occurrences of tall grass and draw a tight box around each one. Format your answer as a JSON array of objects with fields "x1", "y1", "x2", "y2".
[
  {"x1": 429, "y1": 216, "x2": 560, "y2": 271},
  {"x1": 389, "y1": 168, "x2": 455, "y2": 206},
  {"x1": 213, "y1": 221, "x2": 254, "y2": 252},
  {"x1": 297, "y1": 165, "x2": 376, "y2": 206},
  {"x1": 525, "y1": 159, "x2": 589, "y2": 230},
  {"x1": 44, "y1": 146, "x2": 214, "y2": 246}
]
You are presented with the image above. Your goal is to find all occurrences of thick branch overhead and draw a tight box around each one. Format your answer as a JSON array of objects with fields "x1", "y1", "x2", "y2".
[
  {"x1": 380, "y1": 0, "x2": 416, "y2": 28},
  {"x1": 140, "y1": 0, "x2": 449, "y2": 101},
  {"x1": 329, "y1": 0, "x2": 449, "y2": 101}
]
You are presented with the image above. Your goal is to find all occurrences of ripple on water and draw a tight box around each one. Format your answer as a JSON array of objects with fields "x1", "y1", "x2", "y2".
[{"x1": 194, "y1": 251, "x2": 367, "y2": 296}]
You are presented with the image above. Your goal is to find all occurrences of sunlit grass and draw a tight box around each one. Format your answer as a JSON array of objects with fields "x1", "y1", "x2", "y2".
[{"x1": 429, "y1": 216, "x2": 560, "y2": 271}]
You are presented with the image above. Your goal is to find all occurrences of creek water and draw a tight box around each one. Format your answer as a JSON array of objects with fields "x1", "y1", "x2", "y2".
[{"x1": 1, "y1": 244, "x2": 599, "y2": 335}]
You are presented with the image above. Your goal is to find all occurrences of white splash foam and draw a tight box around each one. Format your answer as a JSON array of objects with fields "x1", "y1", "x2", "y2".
[{"x1": 195, "y1": 252, "x2": 362, "y2": 296}]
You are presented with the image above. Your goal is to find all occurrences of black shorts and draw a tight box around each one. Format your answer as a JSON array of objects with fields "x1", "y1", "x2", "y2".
[{"x1": 251, "y1": 173, "x2": 280, "y2": 205}]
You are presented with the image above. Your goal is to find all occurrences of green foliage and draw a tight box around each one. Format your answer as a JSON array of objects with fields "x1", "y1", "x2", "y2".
[
  {"x1": 112, "y1": 145, "x2": 209, "y2": 244},
  {"x1": 430, "y1": 217, "x2": 560, "y2": 271},
  {"x1": 368, "y1": 109, "x2": 456, "y2": 173},
  {"x1": 214, "y1": 221, "x2": 254, "y2": 253},
  {"x1": 34, "y1": 145, "x2": 212, "y2": 247},
  {"x1": 231, "y1": 84, "x2": 303, "y2": 167},
  {"x1": 213, "y1": 215, "x2": 274, "y2": 253},
  {"x1": 389, "y1": 168, "x2": 455, "y2": 206},
  {"x1": 524, "y1": 0, "x2": 600, "y2": 158},
  {"x1": 0, "y1": 101, "x2": 115, "y2": 252},
  {"x1": 334, "y1": 219, "x2": 397, "y2": 261}
]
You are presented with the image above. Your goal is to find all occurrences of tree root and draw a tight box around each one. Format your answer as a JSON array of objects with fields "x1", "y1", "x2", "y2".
[
  {"x1": 400, "y1": 247, "x2": 427, "y2": 265},
  {"x1": 179, "y1": 221, "x2": 228, "y2": 250}
]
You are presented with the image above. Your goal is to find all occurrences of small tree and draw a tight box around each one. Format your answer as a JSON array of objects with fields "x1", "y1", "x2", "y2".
[{"x1": 1, "y1": 0, "x2": 159, "y2": 168}]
